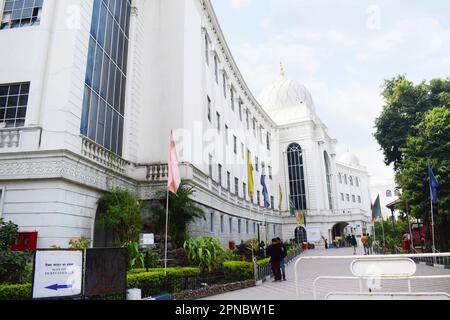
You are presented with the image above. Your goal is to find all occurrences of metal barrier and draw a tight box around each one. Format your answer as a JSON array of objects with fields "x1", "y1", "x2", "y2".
[
  {"x1": 255, "y1": 248, "x2": 303, "y2": 283},
  {"x1": 294, "y1": 253, "x2": 450, "y2": 300}
]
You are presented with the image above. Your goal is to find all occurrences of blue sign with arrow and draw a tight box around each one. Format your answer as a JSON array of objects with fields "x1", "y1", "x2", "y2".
[
  {"x1": 45, "y1": 284, "x2": 73, "y2": 291},
  {"x1": 32, "y1": 250, "x2": 83, "y2": 299}
]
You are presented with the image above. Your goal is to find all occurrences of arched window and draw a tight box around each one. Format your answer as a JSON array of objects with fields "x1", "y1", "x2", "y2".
[
  {"x1": 386, "y1": 190, "x2": 392, "y2": 198},
  {"x1": 287, "y1": 143, "x2": 307, "y2": 210},
  {"x1": 324, "y1": 152, "x2": 333, "y2": 210},
  {"x1": 394, "y1": 189, "x2": 400, "y2": 197}
]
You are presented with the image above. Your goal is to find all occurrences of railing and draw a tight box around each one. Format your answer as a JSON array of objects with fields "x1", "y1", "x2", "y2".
[
  {"x1": 294, "y1": 252, "x2": 450, "y2": 300},
  {"x1": 254, "y1": 247, "x2": 304, "y2": 282},
  {"x1": 146, "y1": 163, "x2": 168, "y2": 181},
  {"x1": 81, "y1": 138, "x2": 130, "y2": 174},
  {"x1": 374, "y1": 243, "x2": 448, "y2": 266},
  {"x1": 410, "y1": 248, "x2": 448, "y2": 266},
  {"x1": 0, "y1": 128, "x2": 20, "y2": 148}
]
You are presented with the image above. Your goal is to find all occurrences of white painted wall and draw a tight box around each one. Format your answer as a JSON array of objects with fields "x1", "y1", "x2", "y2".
[{"x1": 2, "y1": 179, "x2": 102, "y2": 248}]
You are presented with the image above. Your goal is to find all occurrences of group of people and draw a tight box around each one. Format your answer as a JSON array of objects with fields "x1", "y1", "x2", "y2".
[
  {"x1": 325, "y1": 234, "x2": 374, "y2": 255},
  {"x1": 360, "y1": 233, "x2": 373, "y2": 255},
  {"x1": 265, "y1": 238, "x2": 287, "y2": 282}
]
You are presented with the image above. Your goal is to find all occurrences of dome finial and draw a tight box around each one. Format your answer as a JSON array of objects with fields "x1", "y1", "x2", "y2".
[{"x1": 280, "y1": 62, "x2": 285, "y2": 78}]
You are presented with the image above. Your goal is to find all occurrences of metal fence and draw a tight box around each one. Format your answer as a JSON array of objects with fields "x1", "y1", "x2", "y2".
[
  {"x1": 294, "y1": 252, "x2": 450, "y2": 300},
  {"x1": 373, "y1": 243, "x2": 449, "y2": 266},
  {"x1": 255, "y1": 248, "x2": 304, "y2": 282}
]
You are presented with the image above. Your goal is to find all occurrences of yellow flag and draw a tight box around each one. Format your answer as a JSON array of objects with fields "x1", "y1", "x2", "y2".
[
  {"x1": 278, "y1": 184, "x2": 283, "y2": 213},
  {"x1": 247, "y1": 150, "x2": 254, "y2": 197},
  {"x1": 299, "y1": 210, "x2": 305, "y2": 226}
]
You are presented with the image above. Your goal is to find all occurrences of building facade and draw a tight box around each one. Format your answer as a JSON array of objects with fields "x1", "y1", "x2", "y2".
[{"x1": 0, "y1": 0, "x2": 372, "y2": 249}]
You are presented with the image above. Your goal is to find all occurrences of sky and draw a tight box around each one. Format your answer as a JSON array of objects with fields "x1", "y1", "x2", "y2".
[{"x1": 210, "y1": 0, "x2": 450, "y2": 186}]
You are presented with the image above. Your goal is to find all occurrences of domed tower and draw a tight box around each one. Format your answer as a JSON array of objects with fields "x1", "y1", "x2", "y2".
[
  {"x1": 258, "y1": 63, "x2": 317, "y2": 125},
  {"x1": 339, "y1": 150, "x2": 361, "y2": 167}
]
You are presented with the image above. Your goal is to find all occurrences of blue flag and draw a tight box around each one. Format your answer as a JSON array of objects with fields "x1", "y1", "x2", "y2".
[
  {"x1": 428, "y1": 165, "x2": 439, "y2": 204},
  {"x1": 261, "y1": 167, "x2": 270, "y2": 208}
]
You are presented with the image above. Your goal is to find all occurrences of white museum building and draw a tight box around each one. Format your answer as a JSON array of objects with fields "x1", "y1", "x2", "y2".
[{"x1": 0, "y1": 0, "x2": 373, "y2": 249}]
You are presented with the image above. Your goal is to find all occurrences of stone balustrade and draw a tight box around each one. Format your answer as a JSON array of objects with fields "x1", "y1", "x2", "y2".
[
  {"x1": 81, "y1": 137, "x2": 130, "y2": 174},
  {"x1": 0, "y1": 128, "x2": 20, "y2": 149},
  {"x1": 146, "y1": 163, "x2": 169, "y2": 181}
]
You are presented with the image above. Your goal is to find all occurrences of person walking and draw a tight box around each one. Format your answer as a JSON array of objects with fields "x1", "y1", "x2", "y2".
[
  {"x1": 361, "y1": 233, "x2": 369, "y2": 255},
  {"x1": 345, "y1": 235, "x2": 351, "y2": 247},
  {"x1": 367, "y1": 233, "x2": 373, "y2": 255},
  {"x1": 277, "y1": 238, "x2": 287, "y2": 281},
  {"x1": 266, "y1": 238, "x2": 283, "y2": 282},
  {"x1": 350, "y1": 235, "x2": 358, "y2": 255}
]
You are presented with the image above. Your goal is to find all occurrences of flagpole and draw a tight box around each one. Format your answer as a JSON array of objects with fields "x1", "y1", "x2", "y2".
[
  {"x1": 430, "y1": 197, "x2": 436, "y2": 263},
  {"x1": 373, "y1": 219, "x2": 376, "y2": 249},
  {"x1": 428, "y1": 162, "x2": 437, "y2": 264},
  {"x1": 164, "y1": 189, "x2": 169, "y2": 276},
  {"x1": 406, "y1": 201, "x2": 413, "y2": 252}
]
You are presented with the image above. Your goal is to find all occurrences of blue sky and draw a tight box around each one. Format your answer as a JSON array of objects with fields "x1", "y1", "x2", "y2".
[{"x1": 211, "y1": 0, "x2": 450, "y2": 185}]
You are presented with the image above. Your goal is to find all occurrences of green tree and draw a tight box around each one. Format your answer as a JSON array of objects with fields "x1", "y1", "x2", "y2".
[
  {"x1": 396, "y1": 107, "x2": 450, "y2": 250},
  {"x1": 97, "y1": 189, "x2": 142, "y2": 245},
  {"x1": 374, "y1": 76, "x2": 450, "y2": 171},
  {"x1": 144, "y1": 182, "x2": 205, "y2": 248}
]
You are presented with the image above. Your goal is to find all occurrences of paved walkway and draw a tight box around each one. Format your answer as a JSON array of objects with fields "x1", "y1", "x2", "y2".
[{"x1": 203, "y1": 247, "x2": 450, "y2": 300}]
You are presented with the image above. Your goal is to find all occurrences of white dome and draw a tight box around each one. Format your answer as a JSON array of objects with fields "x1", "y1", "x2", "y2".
[
  {"x1": 258, "y1": 64, "x2": 316, "y2": 113},
  {"x1": 339, "y1": 151, "x2": 360, "y2": 167}
]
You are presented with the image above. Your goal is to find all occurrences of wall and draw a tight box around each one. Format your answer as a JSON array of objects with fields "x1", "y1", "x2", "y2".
[{"x1": 1, "y1": 179, "x2": 102, "y2": 248}]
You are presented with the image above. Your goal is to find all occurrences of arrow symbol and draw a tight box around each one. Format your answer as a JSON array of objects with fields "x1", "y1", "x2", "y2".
[{"x1": 45, "y1": 284, "x2": 73, "y2": 291}]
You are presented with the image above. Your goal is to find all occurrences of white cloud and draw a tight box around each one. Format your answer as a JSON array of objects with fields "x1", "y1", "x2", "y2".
[
  {"x1": 230, "y1": 0, "x2": 252, "y2": 9},
  {"x1": 356, "y1": 17, "x2": 450, "y2": 62}
]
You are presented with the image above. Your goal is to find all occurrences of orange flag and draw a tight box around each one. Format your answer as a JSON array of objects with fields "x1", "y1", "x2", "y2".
[{"x1": 167, "y1": 131, "x2": 181, "y2": 194}]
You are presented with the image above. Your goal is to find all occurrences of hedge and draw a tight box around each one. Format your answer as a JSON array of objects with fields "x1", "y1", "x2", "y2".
[
  {"x1": 0, "y1": 284, "x2": 32, "y2": 300},
  {"x1": 256, "y1": 258, "x2": 270, "y2": 266},
  {"x1": 128, "y1": 268, "x2": 199, "y2": 275},
  {"x1": 223, "y1": 261, "x2": 254, "y2": 281},
  {"x1": 0, "y1": 268, "x2": 200, "y2": 300},
  {"x1": 127, "y1": 267, "x2": 200, "y2": 298}
]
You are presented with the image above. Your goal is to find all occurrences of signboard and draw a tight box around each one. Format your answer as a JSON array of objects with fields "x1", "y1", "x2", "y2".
[
  {"x1": 306, "y1": 227, "x2": 321, "y2": 242},
  {"x1": 84, "y1": 248, "x2": 128, "y2": 297},
  {"x1": 140, "y1": 233, "x2": 155, "y2": 247},
  {"x1": 32, "y1": 250, "x2": 83, "y2": 299}
]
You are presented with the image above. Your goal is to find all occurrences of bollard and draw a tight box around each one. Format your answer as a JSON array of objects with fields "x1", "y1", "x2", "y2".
[{"x1": 127, "y1": 288, "x2": 142, "y2": 300}]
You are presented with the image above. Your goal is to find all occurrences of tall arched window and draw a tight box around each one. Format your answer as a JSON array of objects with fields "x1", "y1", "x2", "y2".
[
  {"x1": 386, "y1": 190, "x2": 392, "y2": 198},
  {"x1": 324, "y1": 152, "x2": 333, "y2": 210},
  {"x1": 287, "y1": 143, "x2": 307, "y2": 210}
]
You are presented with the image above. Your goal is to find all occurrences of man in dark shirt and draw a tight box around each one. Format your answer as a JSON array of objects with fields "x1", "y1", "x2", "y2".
[
  {"x1": 277, "y1": 238, "x2": 287, "y2": 281},
  {"x1": 266, "y1": 238, "x2": 283, "y2": 281}
]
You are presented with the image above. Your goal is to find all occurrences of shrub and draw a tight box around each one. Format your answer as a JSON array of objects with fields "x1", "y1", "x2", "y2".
[
  {"x1": 127, "y1": 267, "x2": 200, "y2": 297},
  {"x1": 97, "y1": 189, "x2": 142, "y2": 244},
  {"x1": 223, "y1": 261, "x2": 254, "y2": 281},
  {"x1": 0, "y1": 250, "x2": 30, "y2": 284},
  {"x1": 0, "y1": 219, "x2": 18, "y2": 250},
  {"x1": 183, "y1": 237, "x2": 225, "y2": 273},
  {"x1": 0, "y1": 219, "x2": 31, "y2": 285},
  {"x1": 69, "y1": 237, "x2": 91, "y2": 250},
  {"x1": 122, "y1": 241, "x2": 145, "y2": 270},
  {"x1": 256, "y1": 258, "x2": 270, "y2": 267},
  {"x1": 0, "y1": 283, "x2": 32, "y2": 300}
]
